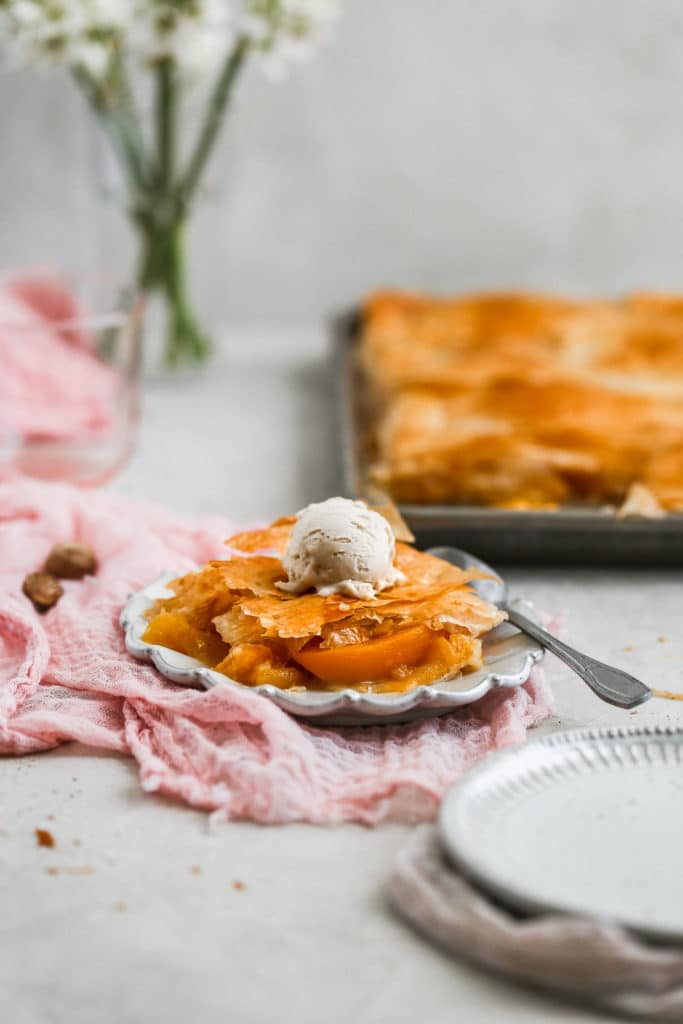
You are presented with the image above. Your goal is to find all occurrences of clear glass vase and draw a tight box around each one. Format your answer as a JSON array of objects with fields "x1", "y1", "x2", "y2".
[{"x1": 88, "y1": 103, "x2": 214, "y2": 375}]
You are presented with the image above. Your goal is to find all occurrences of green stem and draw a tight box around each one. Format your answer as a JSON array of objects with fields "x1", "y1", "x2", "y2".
[
  {"x1": 136, "y1": 222, "x2": 162, "y2": 291},
  {"x1": 133, "y1": 60, "x2": 178, "y2": 292},
  {"x1": 178, "y1": 37, "x2": 248, "y2": 209},
  {"x1": 73, "y1": 67, "x2": 148, "y2": 195},
  {"x1": 156, "y1": 58, "x2": 176, "y2": 189},
  {"x1": 75, "y1": 46, "x2": 232, "y2": 368},
  {"x1": 136, "y1": 218, "x2": 210, "y2": 366},
  {"x1": 166, "y1": 220, "x2": 211, "y2": 365},
  {"x1": 146, "y1": 60, "x2": 209, "y2": 365},
  {"x1": 111, "y1": 54, "x2": 149, "y2": 179}
]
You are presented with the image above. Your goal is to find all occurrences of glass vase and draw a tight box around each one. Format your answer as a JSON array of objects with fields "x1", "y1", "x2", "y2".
[{"x1": 87, "y1": 102, "x2": 214, "y2": 374}]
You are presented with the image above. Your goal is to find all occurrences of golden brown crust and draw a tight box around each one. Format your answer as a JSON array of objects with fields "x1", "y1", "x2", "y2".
[{"x1": 361, "y1": 290, "x2": 683, "y2": 509}]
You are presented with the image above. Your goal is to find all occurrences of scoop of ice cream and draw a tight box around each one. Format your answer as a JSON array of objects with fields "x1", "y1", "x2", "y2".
[{"x1": 277, "y1": 497, "x2": 405, "y2": 599}]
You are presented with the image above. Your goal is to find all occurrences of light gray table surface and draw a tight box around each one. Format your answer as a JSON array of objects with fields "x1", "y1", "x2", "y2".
[{"x1": 2, "y1": 329, "x2": 682, "y2": 1024}]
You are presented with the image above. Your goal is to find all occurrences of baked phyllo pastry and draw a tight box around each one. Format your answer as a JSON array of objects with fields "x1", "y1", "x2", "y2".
[
  {"x1": 360, "y1": 290, "x2": 683, "y2": 512},
  {"x1": 142, "y1": 498, "x2": 504, "y2": 693}
]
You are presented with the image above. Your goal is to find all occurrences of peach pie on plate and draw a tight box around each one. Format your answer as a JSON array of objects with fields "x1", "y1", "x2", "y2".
[{"x1": 121, "y1": 498, "x2": 543, "y2": 725}]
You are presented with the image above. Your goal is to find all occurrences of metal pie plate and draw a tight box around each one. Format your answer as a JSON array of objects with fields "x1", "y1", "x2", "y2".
[
  {"x1": 440, "y1": 726, "x2": 683, "y2": 944},
  {"x1": 120, "y1": 572, "x2": 543, "y2": 726}
]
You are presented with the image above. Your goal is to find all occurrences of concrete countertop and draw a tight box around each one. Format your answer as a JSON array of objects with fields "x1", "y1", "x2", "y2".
[{"x1": 2, "y1": 329, "x2": 682, "y2": 1024}]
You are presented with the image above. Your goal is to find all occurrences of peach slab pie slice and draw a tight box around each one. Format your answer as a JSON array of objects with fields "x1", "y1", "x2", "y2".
[
  {"x1": 139, "y1": 518, "x2": 505, "y2": 695},
  {"x1": 120, "y1": 516, "x2": 545, "y2": 724}
]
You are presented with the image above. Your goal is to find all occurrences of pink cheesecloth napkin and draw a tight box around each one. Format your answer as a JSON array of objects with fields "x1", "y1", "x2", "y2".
[
  {"x1": 0, "y1": 274, "x2": 117, "y2": 442},
  {"x1": 0, "y1": 477, "x2": 555, "y2": 825}
]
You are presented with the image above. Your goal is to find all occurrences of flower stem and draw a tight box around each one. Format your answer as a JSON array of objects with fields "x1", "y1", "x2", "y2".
[
  {"x1": 136, "y1": 216, "x2": 211, "y2": 367},
  {"x1": 157, "y1": 57, "x2": 176, "y2": 189},
  {"x1": 73, "y1": 66, "x2": 148, "y2": 195},
  {"x1": 110, "y1": 52, "x2": 149, "y2": 180},
  {"x1": 75, "y1": 42, "x2": 244, "y2": 368},
  {"x1": 137, "y1": 59, "x2": 210, "y2": 366},
  {"x1": 165, "y1": 220, "x2": 211, "y2": 364},
  {"x1": 178, "y1": 37, "x2": 248, "y2": 209}
]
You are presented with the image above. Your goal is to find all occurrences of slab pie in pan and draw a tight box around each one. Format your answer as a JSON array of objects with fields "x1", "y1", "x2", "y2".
[{"x1": 335, "y1": 291, "x2": 683, "y2": 564}]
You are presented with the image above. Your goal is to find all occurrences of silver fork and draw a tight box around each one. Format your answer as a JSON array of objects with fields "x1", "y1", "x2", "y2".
[{"x1": 429, "y1": 546, "x2": 652, "y2": 710}]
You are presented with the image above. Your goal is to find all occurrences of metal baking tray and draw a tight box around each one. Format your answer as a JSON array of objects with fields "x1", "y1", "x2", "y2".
[{"x1": 332, "y1": 311, "x2": 683, "y2": 565}]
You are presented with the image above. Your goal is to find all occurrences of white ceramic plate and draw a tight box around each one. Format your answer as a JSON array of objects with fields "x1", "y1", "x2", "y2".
[
  {"x1": 120, "y1": 572, "x2": 543, "y2": 726},
  {"x1": 440, "y1": 726, "x2": 683, "y2": 944}
]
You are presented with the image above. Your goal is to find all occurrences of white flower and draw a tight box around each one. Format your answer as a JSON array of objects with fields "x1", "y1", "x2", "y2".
[
  {"x1": 9, "y1": 1, "x2": 42, "y2": 28},
  {"x1": 71, "y1": 38, "x2": 110, "y2": 77},
  {"x1": 240, "y1": 0, "x2": 339, "y2": 77},
  {"x1": 90, "y1": 0, "x2": 133, "y2": 26},
  {"x1": 240, "y1": 0, "x2": 339, "y2": 45},
  {"x1": 1, "y1": 0, "x2": 124, "y2": 76},
  {"x1": 130, "y1": 0, "x2": 237, "y2": 77},
  {"x1": 1, "y1": 0, "x2": 340, "y2": 79}
]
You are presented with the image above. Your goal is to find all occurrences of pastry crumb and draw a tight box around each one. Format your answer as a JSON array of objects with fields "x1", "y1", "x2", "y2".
[
  {"x1": 232, "y1": 880, "x2": 246, "y2": 891},
  {"x1": 35, "y1": 828, "x2": 55, "y2": 848},
  {"x1": 617, "y1": 483, "x2": 665, "y2": 520},
  {"x1": 623, "y1": 645, "x2": 634, "y2": 653},
  {"x1": 658, "y1": 635, "x2": 667, "y2": 643},
  {"x1": 45, "y1": 865, "x2": 94, "y2": 876},
  {"x1": 190, "y1": 865, "x2": 202, "y2": 875},
  {"x1": 114, "y1": 900, "x2": 127, "y2": 912}
]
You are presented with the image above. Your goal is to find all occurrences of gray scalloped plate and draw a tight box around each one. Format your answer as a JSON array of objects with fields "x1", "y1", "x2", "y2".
[
  {"x1": 439, "y1": 726, "x2": 683, "y2": 944},
  {"x1": 120, "y1": 572, "x2": 543, "y2": 726}
]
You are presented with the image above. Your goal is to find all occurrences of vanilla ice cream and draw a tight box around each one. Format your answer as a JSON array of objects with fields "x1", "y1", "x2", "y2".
[{"x1": 277, "y1": 497, "x2": 405, "y2": 599}]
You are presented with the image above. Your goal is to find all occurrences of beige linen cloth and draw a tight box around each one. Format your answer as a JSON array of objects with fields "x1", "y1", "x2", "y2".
[{"x1": 389, "y1": 827, "x2": 683, "y2": 1021}]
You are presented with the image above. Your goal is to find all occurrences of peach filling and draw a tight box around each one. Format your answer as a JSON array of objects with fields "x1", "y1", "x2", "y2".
[
  {"x1": 142, "y1": 611, "x2": 229, "y2": 667},
  {"x1": 142, "y1": 613, "x2": 481, "y2": 692}
]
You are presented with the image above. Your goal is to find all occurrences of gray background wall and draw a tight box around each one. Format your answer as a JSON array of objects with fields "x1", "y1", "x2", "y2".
[{"x1": 2, "y1": 0, "x2": 683, "y2": 323}]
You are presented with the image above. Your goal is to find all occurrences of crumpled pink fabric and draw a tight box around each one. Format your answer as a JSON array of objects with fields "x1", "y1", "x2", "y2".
[
  {"x1": 0, "y1": 274, "x2": 117, "y2": 441},
  {"x1": 0, "y1": 478, "x2": 555, "y2": 825}
]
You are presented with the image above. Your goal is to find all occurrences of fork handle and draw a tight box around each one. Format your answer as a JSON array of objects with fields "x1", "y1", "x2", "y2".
[{"x1": 506, "y1": 607, "x2": 651, "y2": 710}]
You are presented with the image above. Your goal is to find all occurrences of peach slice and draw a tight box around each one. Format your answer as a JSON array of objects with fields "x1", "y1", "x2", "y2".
[{"x1": 287, "y1": 625, "x2": 432, "y2": 685}]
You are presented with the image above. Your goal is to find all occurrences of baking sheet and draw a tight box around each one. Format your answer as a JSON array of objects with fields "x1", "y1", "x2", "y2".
[{"x1": 332, "y1": 311, "x2": 683, "y2": 565}]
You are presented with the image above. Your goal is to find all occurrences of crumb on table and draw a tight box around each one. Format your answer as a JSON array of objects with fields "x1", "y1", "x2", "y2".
[
  {"x1": 35, "y1": 828, "x2": 55, "y2": 848},
  {"x1": 45, "y1": 865, "x2": 95, "y2": 877}
]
